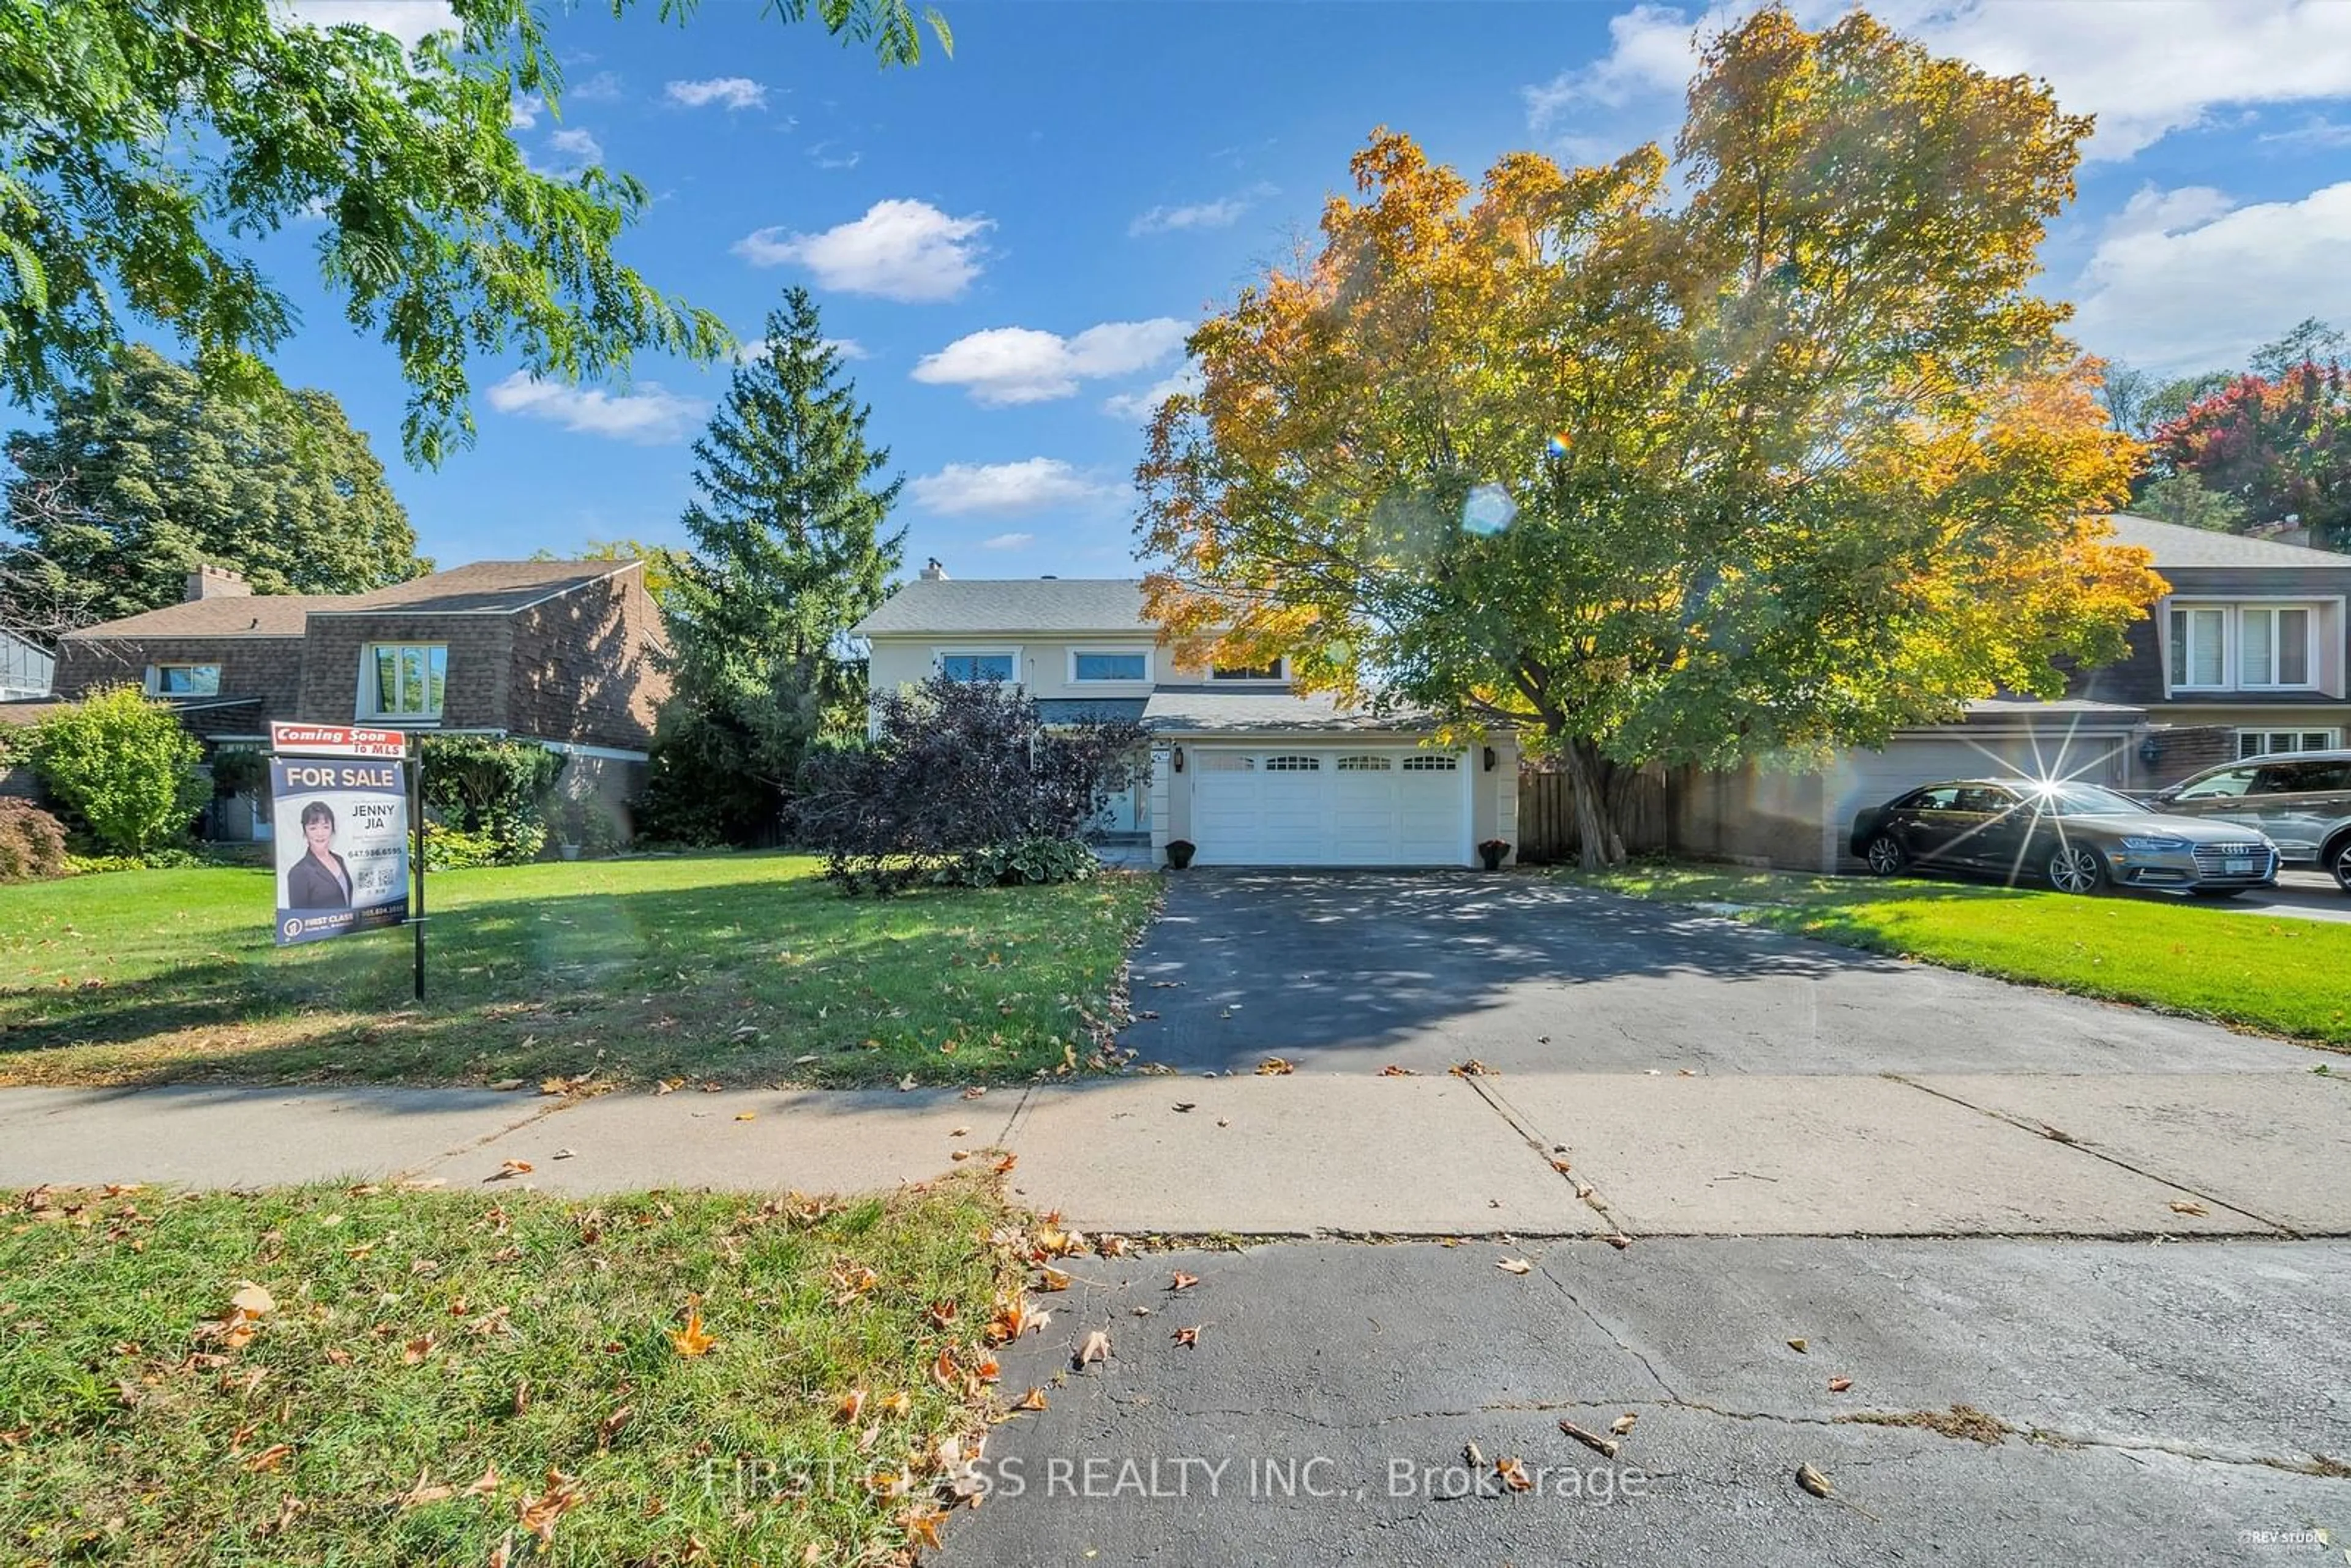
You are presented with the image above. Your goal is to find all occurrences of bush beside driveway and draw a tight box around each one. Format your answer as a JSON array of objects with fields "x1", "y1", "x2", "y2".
[
  {"x1": 1577, "y1": 862, "x2": 2351, "y2": 1052},
  {"x1": 0, "y1": 853, "x2": 1160, "y2": 1090}
]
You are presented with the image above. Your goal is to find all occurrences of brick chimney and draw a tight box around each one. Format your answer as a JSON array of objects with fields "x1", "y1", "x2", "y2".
[
  {"x1": 186, "y1": 563, "x2": 252, "y2": 601},
  {"x1": 920, "y1": 557, "x2": 948, "y2": 581}
]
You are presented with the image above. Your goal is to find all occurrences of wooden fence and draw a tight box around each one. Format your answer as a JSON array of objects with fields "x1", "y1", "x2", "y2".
[{"x1": 1514, "y1": 765, "x2": 1671, "y2": 865}]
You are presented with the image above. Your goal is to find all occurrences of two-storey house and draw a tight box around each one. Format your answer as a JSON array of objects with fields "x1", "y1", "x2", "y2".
[
  {"x1": 32, "y1": 558, "x2": 670, "y2": 836},
  {"x1": 850, "y1": 563, "x2": 1522, "y2": 868},
  {"x1": 1663, "y1": 512, "x2": 2351, "y2": 871}
]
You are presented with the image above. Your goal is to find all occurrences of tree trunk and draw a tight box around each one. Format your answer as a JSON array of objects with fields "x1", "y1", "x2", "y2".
[{"x1": 1558, "y1": 736, "x2": 1628, "y2": 871}]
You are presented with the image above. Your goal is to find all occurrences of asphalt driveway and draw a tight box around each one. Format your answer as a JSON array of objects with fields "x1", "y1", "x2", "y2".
[{"x1": 1116, "y1": 871, "x2": 2314, "y2": 1077}]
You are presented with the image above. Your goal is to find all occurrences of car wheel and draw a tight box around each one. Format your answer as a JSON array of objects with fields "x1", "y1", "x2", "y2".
[
  {"x1": 2046, "y1": 843, "x2": 2107, "y2": 895},
  {"x1": 1862, "y1": 833, "x2": 1907, "y2": 877},
  {"x1": 2330, "y1": 835, "x2": 2351, "y2": 895}
]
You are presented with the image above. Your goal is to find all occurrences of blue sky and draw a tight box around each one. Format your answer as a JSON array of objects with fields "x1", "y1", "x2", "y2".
[{"x1": 167, "y1": 2, "x2": 2351, "y2": 577}]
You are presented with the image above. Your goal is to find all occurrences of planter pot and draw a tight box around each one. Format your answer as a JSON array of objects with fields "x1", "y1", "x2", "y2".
[
  {"x1": 1165, "y1": 841, "x2": 1196, "y2": 870},
  {"x1": 1478, "y1": 845, "x2": 1509, "y2": 871},
  {"x1": 558, "y1": 843, "x2": 583, "y2": 862}
]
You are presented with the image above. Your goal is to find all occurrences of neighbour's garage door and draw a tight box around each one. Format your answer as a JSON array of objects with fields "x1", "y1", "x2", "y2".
[{"x1": 1190, "y1": 748, "x2": 1469, "y2": 866}]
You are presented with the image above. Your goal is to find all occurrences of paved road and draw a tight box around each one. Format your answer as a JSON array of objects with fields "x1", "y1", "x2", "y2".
[
  {"x1": 941, "y1": 1238, "x2": 2351, "y2": 1566},
  {"x1": 1117, "y1": 872, "x2": 2319, "y2": 1076},
  {"x1": 2216, "y1": 869, "x2": 2351, "y2": 925}
]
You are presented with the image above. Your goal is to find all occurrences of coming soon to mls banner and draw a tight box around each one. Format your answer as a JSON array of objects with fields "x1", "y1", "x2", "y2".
[{"x1": 270, "y1": 757, "x2": 410, "y2": 945}]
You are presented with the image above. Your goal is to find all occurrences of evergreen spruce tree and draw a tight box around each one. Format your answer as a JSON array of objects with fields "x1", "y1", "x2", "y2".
[{"x1": 642, "y1": 288, "x2": 904, "y2": 843}]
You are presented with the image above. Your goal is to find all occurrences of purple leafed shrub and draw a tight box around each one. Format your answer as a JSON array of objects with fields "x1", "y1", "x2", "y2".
[{"x1": 795, "y1": 675, "x2": 1149, "y2": 896}]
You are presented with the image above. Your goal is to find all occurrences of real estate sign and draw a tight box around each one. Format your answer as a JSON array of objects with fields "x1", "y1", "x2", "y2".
[{"x1": 269, "y1": 757, "x2": 411, "y2": 945}]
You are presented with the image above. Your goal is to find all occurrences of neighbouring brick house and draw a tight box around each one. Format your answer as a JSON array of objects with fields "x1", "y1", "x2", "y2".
[{"x1": 36, "y1": 560, "x2": 670, "y2": 839}]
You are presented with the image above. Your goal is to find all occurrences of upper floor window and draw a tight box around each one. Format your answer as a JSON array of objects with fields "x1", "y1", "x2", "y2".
[
  {"x1": 1210, "y1": 658, "x2": 1288, "y2": 682},
  {"x1": 2169, "y1": 607, "x2": 2225, "y2": 689},
  {"x1": 1071, "y1": 650, "x2": 1149, "y2": 682},
  {"x1": 147, "y1": 663, "x2": 220, "y2": 696},
  {"x1": 2169, "y1": 603, "x2": 2320, "y2": 692},
  {"x1": 367, "y1": 643, "x2": 446, "y2": 719},
  {"x1": 939, "y1": 651, "x2": 1014, "y2": 682},
  {"x1": 2240, "y1": 606, "x2": 2313, "y2": 688}
]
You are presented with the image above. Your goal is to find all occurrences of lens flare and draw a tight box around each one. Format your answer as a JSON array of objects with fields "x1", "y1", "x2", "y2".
[
  {"x1": 1461, "y1": 484, "x2": 1515, "y2": 536},
  {"x1": 1546, "y1": 430, "x2": 1573, "y2": 458}
]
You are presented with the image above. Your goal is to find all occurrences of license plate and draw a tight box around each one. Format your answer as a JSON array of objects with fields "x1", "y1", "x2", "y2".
[{"x1": 2223, "y1": 858, "x2": 2254, "y2": 876}]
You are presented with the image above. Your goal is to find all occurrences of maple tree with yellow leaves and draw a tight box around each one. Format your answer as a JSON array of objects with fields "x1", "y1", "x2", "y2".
[{"x1": 1134, "y1": 7, "x2": 2164, "y2": 866}]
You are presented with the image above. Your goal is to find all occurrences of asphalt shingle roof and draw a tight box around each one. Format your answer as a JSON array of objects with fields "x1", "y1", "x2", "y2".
[
  {"x1": 1141, "y1": 688, "x2": 1436, "y2": 734},
  {"x1": 852, "y1": 577, "x2": 1151, "y2": 636},
  {"x1": 2102, "y1": 512, "x2": 2351, "y2": 568},
  {"x1": 59, "y1": 596, "x2": 343, "y2": 639},
  {"x1": 326, "y1": 560, "x2": 628, "y2": 614},
  {"x1": 59, "y1": 561, "x2": 633, "y2": 639}
]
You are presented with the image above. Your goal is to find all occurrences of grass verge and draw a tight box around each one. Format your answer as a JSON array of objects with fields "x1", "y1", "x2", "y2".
[
  {"x1": 1577, "y1": 861, "x2": 2351, "y2": 1049},
  {"x1": 0, "y1": 853, "x2": 1161, "y2": 1089},
  {"x1": 1, "y1": 1172, "x2": 1032, "y2": 1566}
]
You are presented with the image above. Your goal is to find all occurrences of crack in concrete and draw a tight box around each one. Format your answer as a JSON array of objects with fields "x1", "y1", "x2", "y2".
[
  {"x1": 1458, "y1": 1072, "x2": 1640, "y2": 1237},
  {"x1": 1882, "y1": 1075, "x2": 2301, "y2": 1239},
  {"x1": 1531, "y1": 1253, "x2": 1679, "y2": 1401},
  {"x1": 403, "y1": 1094, "x2": 577, "y2": 1182}
]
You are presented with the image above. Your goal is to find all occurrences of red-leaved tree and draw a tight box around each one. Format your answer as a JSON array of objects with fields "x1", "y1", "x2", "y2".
[{"x1": 2153, "y1": 362, "x2": 2351, "y2": 549}]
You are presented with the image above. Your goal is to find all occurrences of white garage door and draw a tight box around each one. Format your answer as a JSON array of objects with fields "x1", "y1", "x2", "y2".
[{"x1": 1190, "y1": 747, "x2": 1471, "y2": 866}]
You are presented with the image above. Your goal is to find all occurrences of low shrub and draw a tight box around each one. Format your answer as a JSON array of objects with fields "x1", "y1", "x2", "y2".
[
  {"x1": 0, "y1": 798, "x2": 69, "y2": 882},
  {"x1": 418, "y1": 735, "x2": 563, "y2": 866},
  {"x1": 24, "y1": 686, "x2": 206, "y2": 855},
  {"x1": 61, "y1": 846, "x2": 200, "y2": 876},
  {"x1": 420, "y1": 820, "x2": 534, "y2": 871},
  {"x1": 942, "y1": 836, "x2": 1100, "y2": 888}
]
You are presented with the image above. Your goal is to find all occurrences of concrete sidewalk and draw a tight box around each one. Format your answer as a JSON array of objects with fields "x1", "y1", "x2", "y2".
[{"x1": 4, "y1": 1065, "x2": 2346, "y2": 1237}]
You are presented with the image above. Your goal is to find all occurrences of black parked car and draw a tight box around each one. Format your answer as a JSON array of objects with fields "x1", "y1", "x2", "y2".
[{"x1": 1850, "y1": 778, "x2": 2281, "y2": 897}]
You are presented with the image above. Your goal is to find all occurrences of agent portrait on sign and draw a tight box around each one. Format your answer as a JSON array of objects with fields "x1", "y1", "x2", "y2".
[{"x1": 285, "y1": 799, "x2": 354, "y2": 910}]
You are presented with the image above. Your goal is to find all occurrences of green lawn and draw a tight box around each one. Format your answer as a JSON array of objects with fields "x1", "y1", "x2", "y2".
[
  {"x1": 1, "y1": 1174, "x2": 1033, "y2": 1566},
  {"x1": 1578, "y1": 861, "x2": 2351, "y2": 1050},
  {"x1": 0, "y1": 853, "x2": 1161, "y2": 1089}
]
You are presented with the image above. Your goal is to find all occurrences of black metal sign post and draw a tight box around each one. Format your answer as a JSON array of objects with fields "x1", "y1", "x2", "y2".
[{"x1": 411, "y1": 734, "x2": 426, "y2": 1002}]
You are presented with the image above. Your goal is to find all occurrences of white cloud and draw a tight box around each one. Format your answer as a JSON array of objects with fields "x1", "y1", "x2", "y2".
[
  {"x1": 1524, "y1": 2, "x2": 1702, "y2": 128},
  {"x1": 1129, "y1": 183, "x2": 1278, "y2": 236},
  {"x1": 808, "y1": 141, "x2": 863, "y2": 171},
  {"x1": 509, "y1": 94, "x2": 543, "y2": 129},
  {"x1": 283, "y1": 1, "x2": 459, "y2": 48},
  {"x1": 912, "y1": 319, "x2": 1188, "y2": 407},
  {"x1": 486, "y1": 372, "x2": 707, "y2": 445},
  {"x1": 733, "y1": 200, "x2": 991, "y2": 302},
  {"x1": 2071, "y1": 181, "x2": 2351, "y2": 370},
  {"x1": 906, "y1": 459, "x2": 1118, "y2": 516},
  {"x1": 2260, "y1": 114, "x2": 2351, "y2": 150},
  {"x1": 1103, "y1": 366, "x2": 1204, "y2": 422},
  {"x1": 539, "y1": 126, "x2": 602, "y2": 174},
  {"x1": 1524, "y1": 1, "x2": 2351, "y2": 162},
  {"x1": 981, "y1": 532, "x2": 1035, "y2": 550},
  {"x1": 729, "y1": 336, "x2": 869, "y2": 366},
  {"x1": 568, "y1": 70, "x2": 626, "y2": 103},
  {"x1": 666, "y1": 77, "x2": 768, "y2": 111}
]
